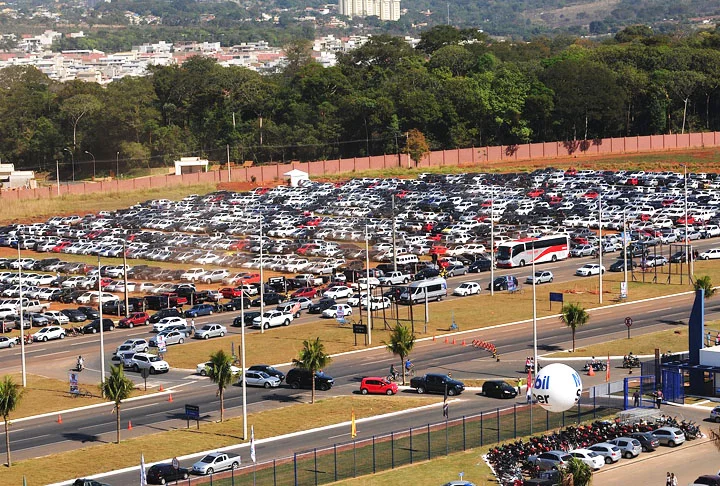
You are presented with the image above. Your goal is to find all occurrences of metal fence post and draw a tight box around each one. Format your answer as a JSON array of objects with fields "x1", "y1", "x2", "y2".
[
  {"x1": 334, "y1": 445, "x2": 338, "y2": 482},
  {"x1": 410, "y1": 426, "x2": 414, "y2": 464},
  {"x1": 462, "y1": 416, "x2": 466, "y2": 451},
  {"x1": 353, "y1": 440, "x2": 357, "y2": 477},
  {"x1": 372, "y1": 436, "x2": 376, "y2": 474},
  {"x1": 274, "y1": 458, "x2": 277, "y2": 486},
  {"x1": 577, "y1": 400, "x2": 581, "y2": 424},
  {"x1": 427, "y1": 423, "x2": 431, "y2": 460},
  {"x1": 562, "y1": 412, "x2": 565, "y2": 428},
  {"x1": 210, "y1": 473, "x2": 213, "y2": 486},
  {"x1": 314, "y1": 448, "x2": 318, "y2": 486},
  {"x1": 446, "y1": 418, "x2": 449, "y2": 455},
  {"x1": 593, "y1": 390, "x2": 597, "y2": 418},
  {"x1": 496, "y1": 408, "x2": 500, "y2": 443},
  {"x1": 294, "y1": 453, "x2": 298, "y2": 486},
  {"x1": 480, "y1": 411, "x2": 483, "y2": 446},
  {"x1": 513, "y1": 404, "x2": 517, "y2": 438},
  {"x1": 231, "y1": 467, "x2": 235, "y2": 486},
  {"x1": 546, "y1": 410, "x2": 549, "y2": 431},
  {"x1": 391, "y1": 431, "x2": 395, "y2": 468}
]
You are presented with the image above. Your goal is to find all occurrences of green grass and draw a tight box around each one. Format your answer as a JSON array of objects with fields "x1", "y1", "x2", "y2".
[{"x1": 544, "y1": 327, "x2": 689, "y2": 358}]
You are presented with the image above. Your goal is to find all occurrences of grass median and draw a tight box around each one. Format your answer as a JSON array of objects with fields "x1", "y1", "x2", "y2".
[
  {"x1": 0, "y1": 395, "x2": 440, "y2": 485},
  {"x1": 544, "y1": 327, "x2": 690, "y2": 359}
]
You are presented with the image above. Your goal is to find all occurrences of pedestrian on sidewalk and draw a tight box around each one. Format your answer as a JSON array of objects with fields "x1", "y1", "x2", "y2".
[
  {"x1": 656, "y1": 389, "x2": 664, "y2": 409},
  {"x1": 670, "y1": 473, "x2": 677, "y2": 486},
  {"x1": 666, "y1": 472, "x2": 671, "y2": 486},
  {"x1": 517, "y1": 378, "x2": 522, "y2": 395}
]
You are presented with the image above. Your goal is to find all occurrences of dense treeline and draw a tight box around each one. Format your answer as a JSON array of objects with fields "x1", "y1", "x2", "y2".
[{"x1": 4, "y1": 25, "x2": 720, "y2": 178}]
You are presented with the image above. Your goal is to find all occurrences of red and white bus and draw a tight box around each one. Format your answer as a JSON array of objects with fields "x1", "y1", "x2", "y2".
[{"x1": 496, "y1": 234, "x2": 570, "y2": 268}]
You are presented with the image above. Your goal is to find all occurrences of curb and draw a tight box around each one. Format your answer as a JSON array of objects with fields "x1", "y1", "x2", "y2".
[{"x1": 46, "y1": 399, "x2": 457, "y2": 486}]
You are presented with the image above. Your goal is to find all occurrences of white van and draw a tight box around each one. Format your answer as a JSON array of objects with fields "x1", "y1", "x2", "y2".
[
  {"x1": 399, "y1": 277, "x2": 447, "y2": 304},
  {"x1": 396, "y1": 254, "x2": 419, "y2": 266}
]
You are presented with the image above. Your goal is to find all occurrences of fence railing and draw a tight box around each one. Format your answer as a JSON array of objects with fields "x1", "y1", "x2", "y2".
[{"x1": 169, "y1": 397, "x2": 622, "y2": 486}]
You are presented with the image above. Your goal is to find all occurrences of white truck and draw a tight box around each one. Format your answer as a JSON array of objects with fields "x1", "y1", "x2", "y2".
[
  {"x1": 378, "y1": 271, "x2": 411, "y2": 286},
  {"x1": 252, "y1": 310, "x2": 294, "y2": 330},
  {"x1": 293, "y1": 274, "x2": 324, "y2": 286},
  {"x1": 191, "y1": 452, "x2": 241, "y2": 475}
]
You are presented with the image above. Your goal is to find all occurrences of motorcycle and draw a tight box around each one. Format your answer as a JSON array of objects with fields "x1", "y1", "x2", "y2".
[
  {"x1": 582, "y1": 361, "x2": 607, "y2": 372},
  {"x1": 623, "y1": 355, "x2": 640, "y2": 368}
]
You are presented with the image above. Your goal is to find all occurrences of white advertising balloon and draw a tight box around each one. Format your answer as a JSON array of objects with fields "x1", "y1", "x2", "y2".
[{"x1": 531, "y1": 363, "x2": 582, "y2": 413}]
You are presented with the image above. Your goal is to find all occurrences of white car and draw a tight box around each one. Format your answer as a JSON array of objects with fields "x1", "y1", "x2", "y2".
[
  {"x1": 569, "y1": 448, "x2": 605, "y2": 470},
  {"x1": 194, "y1": 323, "x2": 227, "y2": 339},
  {"x1": 152, "y1": 316, "x2": 188, "y2": 333},
  {"x1": 32, "y1": 325, "x2": 65, "y2": 342},
  {"x1": 322, "y1": 286, "x2": 353, "y2": 299},
  {"x1": 347, "y1": 293, "x2": 369, "y2": 307},
  {"x1": 363, "y1": 296, "x2": 391, "y2": 310},
  {"x1": 526, "y1": 270, "x2": 554, "y2": 284},
  {"x1": 699, "y1": 248, "x2": 720, "y2": 260},
  {"x1": 322, "y1": 304, "x2": 353, "y2": 319},
  {"x1": 131, "y1": 353, "x2": 169, "y2": 374},
  {"x1": 43, "y1": 310, "x2": 69, "y2": 325},
  {"x1": 196, "y1": 361, "x2": 241, "y2": 376},
  {"x1": 575, "y1": 264, "x2": 605, "y2": 276},
  {"x1": 453, "y1": 282, "x2": 481, "y2": 296},
  {"x1": 241, "y1": 370, "x2": 281, "y2": 388},
  {"x1": 587, "y1": 442, "x2": 622, "y2": 463},
  {"x1": 180, "y1": 268, "x2": 206, "y2": 282}
]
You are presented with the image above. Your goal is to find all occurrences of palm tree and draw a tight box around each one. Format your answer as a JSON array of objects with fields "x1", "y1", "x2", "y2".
[
  {"x1": 560, "y1": 302, "x2": 590, "y2": 352},
  {"x1": 206, "y1": 350, "x2": 235, "y2": 421},
  {"x1": 693, "y1": 275, "x2": 716, "y2": 299},
  {"x1": 0, "y1": 376, "x2": 23, "y2": 466},
  {"x1": 99, "y1": 365, "x2": 134, "y2": 444},
  {"x1": 292, "y1": 337, "x2": 332, "y2": 404},
  {"x1": 560, "y1": 457, "x2": 593, "y2": 486},
  {"x1": 384, "y1": 324, "x2": 415, "y2": 385}
]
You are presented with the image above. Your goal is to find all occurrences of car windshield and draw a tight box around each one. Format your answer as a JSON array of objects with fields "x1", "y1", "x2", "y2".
[
  {"x1": 200, "y1": 325, "x2": 212, "y2": 330},
  {"x1": 200, "y1": 456, "x2": 215, "y2": 463},
  {"x1": 148, "y1": 356, "x2": 162, "y2": 362}
]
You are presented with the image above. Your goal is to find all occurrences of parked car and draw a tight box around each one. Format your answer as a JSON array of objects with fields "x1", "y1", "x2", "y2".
[
  {"x1": 607, "y1": 437, "x2": 642, "y2": 458},
  {"x1": 699, "y1": 248, "x2": 720, "y2": 260},
  {"x1": 61, "y1": 308, "x2": 87, "y2": 322},
  {"x1": 146, "y1": 463, "x2": 190, "y2": 484},
  {"x1": 196, "y1": 361, "x2": 241, "y2": 376},
  {"x1": 568, "y1": 448, "x2": 605, "y2": 470},
  {"x1": 148, "y1": 307, "x2": 183, "y2": 324},
  {"x1": 286, "y1": 368, "x2": 334, "y2": 391},
  {"x1": 118, "y1": 312, "x2": 150, "y2": 328},
  {"x1": 248, "y1": 364, "x2": 285, "y2": 382},
  {"x1": 468, "y1": 258, "x2": 492, "y2": 273},
  {"x1": 191, "y1": 452, "x2": 240, "y2": 475},
  {"x1": 194, "y1": 323, "x2": 227, "y2": 339},
  {"x1": 481, "y1": 380, "x2": 518, "y2": 399},
  {"x1": 652, "y1": 426, "x2": 685, "y2": 446},
  {"x1": 307, "y1": 297, "x2": 336, "y2": 314},
  {"x1": 587, "y1": 442, "x2": 622, "y2": 463},
  {"x1": 82, "y1": 318, "x2": 115, "y2": 334},
  {"x1": 0, "y1": 336, "x2": 18, "y2": 349},
  {"x1": 690, "y1": 476, "x2": 720, "y2": 486},
  {"x1": 241, "y1": 370, "x2": 281, "y2": 388},
  {"x1": 710, "y1": 405, "x2": 720, "y2": 422},
  {"x1": 629, "y1": 431, "x2": 659, "y2": 452},
  {"x1": 487, "y1": 276, "x2": 519, "y2": 291},
  {"x1": 184, "y1": 303, "x2": 216, "y2": 318},
  {"x1": 360, "y1": 376, "x2": 398, "y2": 395},
  {"x1": 149, "y1": 329, "x2": 186, "y2": 347},
  {"x1": 322, "y1": 303, "x2": 353, "y2": 319},
  {"x1": 528, "y1": 450, "x2": 572, "y2": 471}
]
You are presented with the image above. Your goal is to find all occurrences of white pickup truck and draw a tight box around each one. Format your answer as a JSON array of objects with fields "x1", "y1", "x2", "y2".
[
  {"x1": 378, "y1": 271, "x2": 411, "y2": 285},
  {"x1": 293, "y1": 274, "x2": 324, "y2": 286},
  {"x1": 351, "y1": 277, "x2": 381, "y2": 289},
  {"x1": 252, "y1": 310, "x2": 294, "y2": 330}
]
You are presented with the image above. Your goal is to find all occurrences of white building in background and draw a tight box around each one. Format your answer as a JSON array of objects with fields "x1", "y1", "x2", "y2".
[{"x1": 338, "y1": 0, "x2": 401, "y2": 21}]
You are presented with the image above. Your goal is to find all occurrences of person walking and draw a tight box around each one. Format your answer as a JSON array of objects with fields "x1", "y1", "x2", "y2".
[
  {"x1": 666, "y1": 472, "x2": 671, "y2": 486},
  {"x1": 670, "y1": 473, "x2": 678, "y2": 486},
  {"x1": 633, "y1": 390, "x2": 640, "y2": 407},
  {"x1": 191, "y1": 319, "x2": 196, "y2": 336},
  {"x1": 517, "y1": 378, "x2": 523, "y2": 395},
  {"x1": 656, "y1": 389, "x2": 664, "y2": 409}
]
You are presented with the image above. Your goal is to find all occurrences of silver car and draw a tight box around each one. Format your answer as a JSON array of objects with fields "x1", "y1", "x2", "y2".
[
  {"x1": 528, "y1": 450, "x2": 572, "y2": 471},
  {"x1": 607, "y1": 437, "x2": 642, "y2": 458},
  {"x1": 241, "y1": 370, "x2": 281, "y2": 388},
  {"x1": 652, "y1": 426, "x2": 685, "y2": 446},
  {"x1": 194, "y1": 323, "x2": 227, "y2": 340}
]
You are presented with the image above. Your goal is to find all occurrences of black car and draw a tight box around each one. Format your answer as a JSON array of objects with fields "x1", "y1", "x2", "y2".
[
  {"x1": 487, "y1": 276, "x2": 519, "y2": 291},
  {"x1": 670, "y1": 251, "x2": 690, "y2": 263},
  {"x1": 146, "y1": 463, "x2": 190, "y2": 484},
  {"x1": 248, "y1": 364, "x2": 285, "y2": 382},
  {"x1": 468, "y1": 258, "x2": 492, "y2": 273},
  {"x1": 77, "y1": 306, "x2": 100, "y2": 319},
  {"x1": 409, "y1": 373, "x2": 465, "y2": 396},
  {"x1": 148, "y1": 307, "x2": 183, "y2": 324},
  {"x1": 286, "y1": 368, "x2": 334, "y2": 391},
  {"x1": 629, "y1": 431, "x2": 660, "y2": 452},
  {"x1": 232, "y1": 311, "x2": 261, "y2": 327},
  {"x1": 609, "y1": 259, "x2": 638, "y2": 272},
  {"x1": 82, "y1": 318, "x2": 115, "y2": 334},
  {"x1": 251, "y1": 292, "x2": 286, "y2": 307},
  {"x1": 382, "y1": 287, "x2": 405, "y2": 302},
  {"x1": 61, "y1": 308, "x2": 87, "y2": 322},
  {"x1": 224, "y1": 297, "x2": 252, "y2": 311},
  {"x1": 482, "y1": 380, "x2": 518, "y2": 399},
  {"x1": 73, "y1": 480, "x2": 110, "y2": 486},
  {"x1": 307, "y1": 297, "x2": 336, "y2": 314},
  {"x1": 414, "y1": 267, "x2": 440, "y2": 281}
]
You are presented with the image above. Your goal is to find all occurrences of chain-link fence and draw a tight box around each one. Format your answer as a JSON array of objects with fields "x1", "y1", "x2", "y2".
[{"x1": 165, "y1": 397, "x2": 621, "y2": 486}]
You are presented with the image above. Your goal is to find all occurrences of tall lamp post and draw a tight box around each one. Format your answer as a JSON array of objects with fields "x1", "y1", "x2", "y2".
[
  {"x1": 85, "y1": 150, "x2": 96, "y2": 180},
  {"x1": 64, "y1": 148, "x2": 75, "y2": 182},
  {"x1": 116, "y1": 152, "x2": 120, "y2": 179},
  {"x1": 17, "y1": 238, "x2": 27, "y2": 387},
  {"x1": 598, "y1": 191, "x2": 603, "y2": 304}
]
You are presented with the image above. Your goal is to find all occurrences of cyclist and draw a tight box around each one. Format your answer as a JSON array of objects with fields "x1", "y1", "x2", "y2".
[
  {"x1": 405, "y1": 358, "x2": 414, "y2": 374},
  {"x1": 389, "y1": 364, "x2": 398, "y2": 381}
]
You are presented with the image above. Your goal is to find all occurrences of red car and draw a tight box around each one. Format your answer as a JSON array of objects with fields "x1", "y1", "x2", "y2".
[
  {"x1": 51, "y1": 241, "x2": 72, "y2": 252},
  {"x1": 527, "y1": 189, "x2": 545, "y2": 198},
  {"x1": 236, "y1": 273, "x2": 260, "y2": 285},
  {"x1": 360, "y1": 377, "x2": 398, "y2": 395},
  {"x1": 297, "y1": 244, "x2": 317, "y2": 255},
  {"x1": 291, "y1": 287, "x2": 319, "y2": 299},
  {"x1": 220, "y1": 287, "x2": 244, "y2": 299},
  {"x1": 118, "y1": 312, "x2": 150, "y2": 328},
  {"x1": 429, "y1": 245, "x2": 448, "y2": 255},
  {"x1": 677, "y1": 215, "x2": 695, "y2": 225}
]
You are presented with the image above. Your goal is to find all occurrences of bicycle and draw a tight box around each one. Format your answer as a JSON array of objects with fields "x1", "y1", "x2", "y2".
[
  {"x1": 70, "y1": 388, "x2": 93, "y2": 398},
  {"x1": 338, "y1": 317, "x2": 358, "y2": 328}
]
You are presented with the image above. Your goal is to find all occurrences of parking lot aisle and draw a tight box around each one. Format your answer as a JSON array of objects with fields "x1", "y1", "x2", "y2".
[{"x1": 594, "y1": 438, "x2": 716, "y2": 485}]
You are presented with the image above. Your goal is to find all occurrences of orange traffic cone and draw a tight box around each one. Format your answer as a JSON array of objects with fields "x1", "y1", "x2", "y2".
[
  {"x1": 461, "y1": 339, "x2": 466, "y2": 346},
  {"x1": 444, "y1": 336, "x2": 448, "y2": 344},
  {"x1": 57, "y1": 414, "x2": 62, "y2": 424},
  {"x1": 432, "y1": 335, "x2": 435, "y2": 342},
  {"x1": 167, "y1": 393, "x2": 173, "y2": 403},
  {"x1": 128, "y1": 420, "x2": 133, "y2": 430},
  {"x1": 587, "y1": 366, "x2": 595, "y2": 377},
  {"x1": 159, "y1": 384, "x2": 164, "y2": 392},
  {"x1": 452, "y1": 338, "x2": 456, "y2": 345}
]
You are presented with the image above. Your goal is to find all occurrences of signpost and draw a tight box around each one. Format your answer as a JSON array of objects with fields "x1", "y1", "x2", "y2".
[
  {"x1": 352, "y1": 322, "x2": 368, "y2": 346},
  {"x1": 625, "y1": 316, "x2": 633, "y2": 339},
  {"x1": 549, "y1": 292, "x2": 563, "y2": 311},
  {"x1": 172, "y1": 457, "x2": 179, "y2": 471},
  {"x1": 185, "y1": 404, "x2": 200, "y2": 429},
  {"x1": 140, "y1": 367, "x2": 150, "y2": 391}
]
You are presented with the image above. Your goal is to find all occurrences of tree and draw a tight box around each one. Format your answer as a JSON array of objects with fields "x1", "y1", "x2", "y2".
[
  {"x1": 60, "y1": 94, "x2": 102, "y2": 150},
  {"x1": 0, "y1": 376, "x2": 22, "y2": 466},
  {"x1": 403, "y1": 129, "x2": 430, "y2": 167},
  {"x1": 292, "y1": 337, "x2": 332, "y2": 404},
  {"x1": 560, "y1": 303, "x2": 590, "y2": 352},
  {"x1": 384, "y1": 324, "x2": 415, "y2": 385},
  {"x1": 693, "y1": 275, "x2": 716, "y2": 299},
  {"x1": 206, "y1": 350, "x2": 235, "y2": 421},
  {"x1": 560, "y1": 457, "x2": 593, "y2": 486},
  {"x1": 99, "y1": 365, "x2": 134, "y2": 444}
]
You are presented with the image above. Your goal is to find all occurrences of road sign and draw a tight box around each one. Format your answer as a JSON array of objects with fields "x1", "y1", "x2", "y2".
[
  {"x1": 172, "y1": 457, "x2": 179, "y2": 470},
  {"x1": 185, "y1": 404, "x2": 200, "y2": 420},
  {"x1": 625, "y1": 317, "x2": 633, "y2": 328},
  {"x1": 352, "y1": 323, "x2": 368, "y2": 335}
]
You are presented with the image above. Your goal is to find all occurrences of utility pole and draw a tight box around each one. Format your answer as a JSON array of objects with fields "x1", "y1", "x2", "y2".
[
  {"x1": 18, "y1": 240, "x2": 26, "y2": 387},
  {"x1": 598, "y1": 191, "x2": 603, "y2": 304},
  {"x1": 392, "y1": 195, "x2": 397, "y2": 273},
  {"x1": 98, "y1": 254, "x2": 106, "y2": 392},
  {"x1": 240, "y1": 291, "x2": 247, "y2": 439},
  {"x1": 490, "y1": 187, "x2": 495, "y2": 296},
  {"x1": 259, "y1": 218, "x2": 264, "y2": 334},
  {"x1": 55, "y1": 160, "x2": 60, "y2": 196},
  {"x1": 365, "y1": 224, "x2": 372, "y2": 345},
  {"x1": 123, "y1": 239, "x2": 129, "y2": 318}
]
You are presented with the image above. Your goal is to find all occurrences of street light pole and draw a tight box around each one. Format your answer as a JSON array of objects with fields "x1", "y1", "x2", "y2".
[
  {"x1": 623, "y1": 209, "x2": 628, "y2": 296},
  {"x1": 122, "y1": 240, "x2": 129, "y2": 318},
  {"x1": 259, "y1": 217, "x2": 264, "y2": 335},
  {"x1": 116, "y1": 152, "x2": 120, "y2": 179},
  {"x1": 85, "y1": 150, "x2": 96, "y2": 180},
  {"x1": 598, "y1": 191, "x2": 603, "y2": 304},
  {"x1": 98, "y1": 254, "x2": 106, "y2": 390},
  {"x1": 240, "y1": 290, "x2": 247, "y2": 440},
  {"x1": 490, "y1": 187, "x2": 495, "y2": 296},
  {"x1": 64, "y1": 148, "x2": 75, "y2": 182},
  {"x1": 18, "y1": 240, "x2": 26, "y2": 387},
  {"x1": 365, "y1": 224, "x2": 372, "y2": 345}
]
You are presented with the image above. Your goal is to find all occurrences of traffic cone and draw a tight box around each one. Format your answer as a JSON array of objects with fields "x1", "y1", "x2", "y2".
[
  {"x1": 461, "y1": 339, "x2": 466, "y2": 346},
  {"x1": 167, "y1": 393, "x2": 173, "y2": 403},
  {"x1": 444, "y1": 336, "x2": 448, "y2": 344},
  {"x1": 128, "y1": 420, "x2": 133, "y2": 430},
  {"x1": 588, "y1": 366, "x2": 595, "y2": 376},
  {"x1": 452, "y1": 337, "x2": 456, "y2": 345},
  {"x1": 159, "y1": 384, "x2": 164, "y2": 392},
  {"x1": 57, "y1": 414, "x2": 62, "y2": 424},
  {"x1": 432, "y1": 335, "x2": 435, "y2": 341}
]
